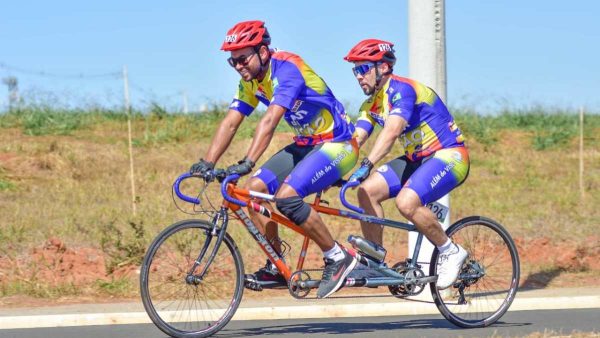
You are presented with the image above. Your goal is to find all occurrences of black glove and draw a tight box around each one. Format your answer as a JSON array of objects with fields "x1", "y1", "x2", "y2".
[
  {"x1": 190, "y1": 158, "x2": 214, "y2": 177},
  {"x1": 226, "y1": 157, "x2": 255, "y2": 177},
  {"x1": 349, "y1": 158, "x2": 374, "y2": 183}
]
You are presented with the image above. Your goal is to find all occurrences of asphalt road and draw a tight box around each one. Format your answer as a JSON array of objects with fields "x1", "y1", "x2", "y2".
[{"x1": 3, "y1": 308, "x2": 599, "y2": 338}]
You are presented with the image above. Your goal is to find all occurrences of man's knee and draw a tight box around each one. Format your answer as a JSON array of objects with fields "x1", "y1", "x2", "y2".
[
  {"x1": 358, "y1": 181, "x2": 387, "y2": 204},
  {"x1": 275, "y1": 196, "x2": 311, "y2": 226},
  {"x1": 245, "y1": 177, "x2": 268, "y2": 193},
  {"x1": 395, "y1": 191, "x2": 419, "y2": 218}
]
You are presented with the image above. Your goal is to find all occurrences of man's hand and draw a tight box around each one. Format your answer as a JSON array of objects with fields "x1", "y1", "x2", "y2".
[
  {"x1": 190, "y1": 159, "x2": 215, "y2": 179},
  {"x1": 226, "y1": 157, "x2": 255, "y2": 176},
  {"x1": 349, "y1": 158, "x2": 374, "y2": 183}
]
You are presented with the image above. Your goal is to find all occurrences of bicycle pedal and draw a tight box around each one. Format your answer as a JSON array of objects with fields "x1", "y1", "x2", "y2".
[{"x1": 244, "y1": 276, "x2": 264, "y2": 292}]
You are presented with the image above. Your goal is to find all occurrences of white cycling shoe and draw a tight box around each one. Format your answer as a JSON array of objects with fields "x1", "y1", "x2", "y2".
[{"x1": 436, "y1": 243, "x2": 468, "y2": 290}]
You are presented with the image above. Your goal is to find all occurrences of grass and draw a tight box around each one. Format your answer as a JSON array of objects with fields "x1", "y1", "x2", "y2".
[
  {"x1": 99, "y1": 220, "x2": 147, "y2": 274},
  {"x1": 95, "y1": 277, "x2": 136, "y2": 296},
  {"x1": 0, "y1": 105, "x2": 599, "y2": 298},
  {"x1": 0, "y1": 280, "x2": 83, "y2": 298},
  {"x1": 0, "y1": 178, "x2": 15, "y2": 191}
]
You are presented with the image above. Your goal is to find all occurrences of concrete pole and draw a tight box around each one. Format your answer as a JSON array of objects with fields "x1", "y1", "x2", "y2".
[
  {"x1": 183, "y1": 90, "x2": 189, "y2": 114},
  {"x1": 407, "y1": 0, "x2": 450, "y2": 270}
]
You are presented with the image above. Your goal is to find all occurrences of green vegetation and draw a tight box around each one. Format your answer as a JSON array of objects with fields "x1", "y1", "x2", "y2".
[
  {"x1": 3, "y1": 104, "x2": 597, "y2": 149},
  {"x1": 100, "y1": 221, "x2": 147, "y2": 274},
  {"x1": 95, "y1": 277, "x2": 136, "y2": 296},
  {"x1": 0, "y1": 178, "x2": 15, "y2": 191},
  {"x1": 452, "y1": 107, "x2": 599, "y2": 149}
]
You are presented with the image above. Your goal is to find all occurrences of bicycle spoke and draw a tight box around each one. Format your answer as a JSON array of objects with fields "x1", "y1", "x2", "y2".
[
  {"x1": 431, "y1": 217, "x2": 519, "y2": 328},
  {"x1": 141, "y1": 220, "x2": 243, "y2": 337}
]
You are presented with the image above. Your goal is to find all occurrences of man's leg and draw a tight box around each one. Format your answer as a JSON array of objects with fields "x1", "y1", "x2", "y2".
[
  {"x1": 395, "y1": 188, "x2": 467, "y2": 289},
  {"x1": 357, "y1": 173, "x2": 389, "y2": 245},
  {"x1": 242, "y1": 143, "x2": 307, "y2": 289},
  {"x1": 358, "y1": 156, "x2": 421, "y2": 245},
  {"x1": 244, "y1": 177, "x2": 281, "y2": 254},
  {"x1": 395, "y1": 188, "x2": 447, "y2": 247},
  {"x1": 274, "y1": 140, "x2": 359, "y2": 299},
  {"x1": 275, "y1": 184, "x2": 335, "y2": 251},
  {"x1": 395, "y1": 147, "x2": 470, "y2": 289},
  {"x1": 275, "y1": 183, "x2": 357, "y2": 299}
]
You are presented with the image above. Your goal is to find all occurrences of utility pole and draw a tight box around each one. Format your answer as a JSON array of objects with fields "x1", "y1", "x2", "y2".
[
  {"x1": 2, "y1": 76, "x2": 19, "y2": 112},
  {"x1": 182, "y1": 90, "x2": 189, "y2": 114},
  {"x1": 408, "y1": 0, "x2": 449, "y2": 272}
]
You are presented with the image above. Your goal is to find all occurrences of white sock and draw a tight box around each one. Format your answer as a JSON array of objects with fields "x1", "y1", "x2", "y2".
[
  {"x1": 323, "y1": 243, "x2": 345, "y2": 262},
  {"x1": 437, "y1": 238, "x2": 453, "y2": 254}
]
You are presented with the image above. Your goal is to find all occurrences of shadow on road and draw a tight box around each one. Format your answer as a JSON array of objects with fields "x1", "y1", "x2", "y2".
[{"x1": 218, "y1": 318, "x2": 530, "y2": 337}]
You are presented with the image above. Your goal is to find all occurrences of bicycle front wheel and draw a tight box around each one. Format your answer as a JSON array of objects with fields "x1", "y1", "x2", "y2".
[
  {"x1": 140, "y1": 219, "x2": 244, "y2": 338},
  {"x1": 430, "y1": 216, "x2": 520, "y2": 328}
]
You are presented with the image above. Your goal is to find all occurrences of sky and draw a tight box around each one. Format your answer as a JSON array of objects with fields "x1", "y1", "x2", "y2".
[{"x1": 1, "y1": 0, "x2": 599, "y2": 114}]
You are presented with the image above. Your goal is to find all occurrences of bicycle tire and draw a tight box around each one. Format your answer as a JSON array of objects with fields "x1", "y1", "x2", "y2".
[
  {"x1": 429, "y1": 216, "x2": 520, "y2": 328},
  {"x1": 140, "y1": 219, "x2": 244, "y2": 337}
]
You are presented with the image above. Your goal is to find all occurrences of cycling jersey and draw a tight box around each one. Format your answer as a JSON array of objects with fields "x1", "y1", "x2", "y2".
[
  {"x1": 355, "y1": 75, "x2": 464, "y2": 161},
  {"x1": 229, "y1": 50, "x2": 355, "y2": 146}
]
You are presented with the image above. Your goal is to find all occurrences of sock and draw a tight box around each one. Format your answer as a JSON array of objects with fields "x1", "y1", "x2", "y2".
[
  {"x1": 323, "y1": 243, "x2": 345, "y2": 262},
  {"x1": 437, "y1": 238, "x2": 453, "y2": 254}
]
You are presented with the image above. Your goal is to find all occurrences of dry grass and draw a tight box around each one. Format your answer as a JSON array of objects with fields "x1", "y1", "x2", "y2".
[{"x1": 0, "y1": 112, "x2": 599, "y2": 298}]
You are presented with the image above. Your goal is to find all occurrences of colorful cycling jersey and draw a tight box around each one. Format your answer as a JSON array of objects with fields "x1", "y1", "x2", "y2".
[
  {"x1": 355, "y1": 75, "x2": 464, "y2": 161},
  {"x1": 229, "y1": 50, "x2": 355, "y2": 146}
]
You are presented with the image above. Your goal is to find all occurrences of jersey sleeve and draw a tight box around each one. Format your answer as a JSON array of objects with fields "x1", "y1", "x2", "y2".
[
  {"x1": 388, "y1": 84, "x2": 417, "y2": 122},
  {"x1": 270, "y1": 62, "x2": 304, "y2": 110},
  {"x1": 229, "y1": 80, "x2": 258, "y2": 116},
  {"x1": 355, "y1": 100, "x2": 376, "y2": 136}
]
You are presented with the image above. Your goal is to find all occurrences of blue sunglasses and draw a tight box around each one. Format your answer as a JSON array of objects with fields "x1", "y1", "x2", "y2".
[{"x1": 352, "y1": 63, "x2": 377, "y2": 76}]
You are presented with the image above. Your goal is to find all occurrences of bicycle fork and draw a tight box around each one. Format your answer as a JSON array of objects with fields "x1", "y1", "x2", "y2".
[{"x1": 185, "y1": 207, "x2": 229, "y2": 285}]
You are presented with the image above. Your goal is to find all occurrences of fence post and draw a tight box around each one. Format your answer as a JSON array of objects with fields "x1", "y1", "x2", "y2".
[
  {"x1": 579, "y1": 106, "x2": 584, "y2": 200},
  {"x1": 123, "y1": 65, "x2": 137, "y2": 216}
]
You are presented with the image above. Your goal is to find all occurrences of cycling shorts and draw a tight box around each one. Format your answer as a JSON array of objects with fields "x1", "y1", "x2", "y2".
[
  {"x1": 375, "y1": 146, "x2": 469, "y2": 205},
  {"x1": 252, "y1": 139, "x2": 358, "y2": 197}
]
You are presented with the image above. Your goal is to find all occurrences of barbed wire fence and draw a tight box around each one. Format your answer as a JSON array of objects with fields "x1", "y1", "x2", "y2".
[{"x1": 0, "y1": 61, "x2": 201, "y2": 216}]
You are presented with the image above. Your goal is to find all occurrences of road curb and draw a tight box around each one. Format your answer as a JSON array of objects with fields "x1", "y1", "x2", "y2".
[{"x1": 1, "y1": 293, "x2": 599, "y2": 329}]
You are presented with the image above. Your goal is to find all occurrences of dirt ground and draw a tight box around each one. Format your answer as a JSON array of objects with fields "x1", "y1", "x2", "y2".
[{"x1": 0, "y1": 235, "x2": 599, "y2": 308}]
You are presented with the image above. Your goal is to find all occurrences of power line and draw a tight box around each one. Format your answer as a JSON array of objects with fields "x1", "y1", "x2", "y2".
[{"x1": 0, "y1": 62, "x2": 121, "y2": 80}]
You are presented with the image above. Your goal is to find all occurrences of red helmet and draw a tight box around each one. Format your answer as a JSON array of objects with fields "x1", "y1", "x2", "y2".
[
  {"x1": 221, "y1": 20, "x2": 271, "y2": 51},
  {"x1": 344, "y1": 39, "x2": 396, "y2": 65}
]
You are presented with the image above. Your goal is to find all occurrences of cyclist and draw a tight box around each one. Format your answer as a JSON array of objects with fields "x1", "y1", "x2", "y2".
[
  {"x1": 190, "y1": 21, "x2": 358, "y2": 298},
  {"x1": 344, "y1": 39, "x2": 470, "y2": 289}
]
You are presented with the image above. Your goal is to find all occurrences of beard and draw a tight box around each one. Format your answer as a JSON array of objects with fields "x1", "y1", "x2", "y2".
[{"x1": 362, "y1": 84, "x2": 375, "y2": 96}]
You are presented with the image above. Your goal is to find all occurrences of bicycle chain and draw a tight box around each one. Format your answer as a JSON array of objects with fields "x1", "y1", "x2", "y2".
[{"x1": 288, "y1": 268, "x2": 422, "y2": 300}]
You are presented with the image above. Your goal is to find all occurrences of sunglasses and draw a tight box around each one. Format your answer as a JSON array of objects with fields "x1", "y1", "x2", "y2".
[
  {"x1": 227, "y1": 52, "x2": 257, "y2": 67},
  {"x1": 352, "y1": 63, "x2": 377, "y2": 76}
]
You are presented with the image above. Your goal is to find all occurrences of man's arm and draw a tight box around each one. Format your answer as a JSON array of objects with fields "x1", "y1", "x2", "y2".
[
  {"x1": 355, "y1": 127, "x2": 370, "y2": 148},
  {"x1": 245, "y1": 104, "x2": 287, "y2": 163},
  {"x1": 365, "y1": 115, "x2": 407, "y2": 165},
  {"x1": 203, "y1": 109, "x2": 245, "y2": 163}
]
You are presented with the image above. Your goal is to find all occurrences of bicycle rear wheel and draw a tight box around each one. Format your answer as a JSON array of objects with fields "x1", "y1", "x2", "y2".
[
  {"x1": 140, "y1": 219, "x2": 244, "y2": 338},
  {"x1": 430, "y1": 216, "x2": 520, "y2": 328}
]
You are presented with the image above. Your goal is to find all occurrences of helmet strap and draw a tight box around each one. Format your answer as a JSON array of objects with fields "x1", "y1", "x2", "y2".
[
  {"x1": 254, "y1": 45, "x2": 271, "y2": 80},
  {"x1": 375, "y1": 64, "x2": 382, "y2": 86}
]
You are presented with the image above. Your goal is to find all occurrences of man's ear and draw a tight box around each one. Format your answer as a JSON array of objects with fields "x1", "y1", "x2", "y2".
[
  {"x1": 380, "y1": 62, "x2": 392, "y2": 74},
  {"x1": 259, "y1": 45, "x2": 270, "y2": 60}
]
